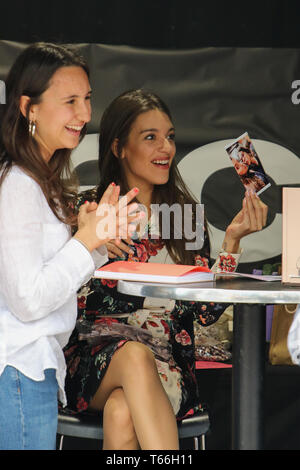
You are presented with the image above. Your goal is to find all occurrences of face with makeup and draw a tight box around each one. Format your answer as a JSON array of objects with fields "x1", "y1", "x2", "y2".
[
  {"x1": 238, "y1": 150, "x2": 251, "y2": 166},
  {"x1": 232, "y1": 157, "x2": 248, "y2": 176},
  {"x1": 118, "y1": 108, "x2": 176, "y2": 194},
  {"x1": 22, "y1": 66, "x2": 92, "y2": 161}
]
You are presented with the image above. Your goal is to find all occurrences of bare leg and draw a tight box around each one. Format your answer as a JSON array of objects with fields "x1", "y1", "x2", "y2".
[
  {"x1": 89, "y1": 341, "x2": 179, "y2": 450},
  {"x1": 102, "y1": 388, "x2": 139, "y2": 450}
]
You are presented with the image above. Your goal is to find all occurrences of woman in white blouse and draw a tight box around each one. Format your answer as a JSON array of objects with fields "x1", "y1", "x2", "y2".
[{"x1": 0, "y1": 42, "x2": 141, "y2": 450}]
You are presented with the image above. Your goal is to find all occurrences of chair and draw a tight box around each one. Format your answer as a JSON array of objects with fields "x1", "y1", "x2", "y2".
[{"x1": 57, "y1": 407, "x2": 210, "y2": 450}]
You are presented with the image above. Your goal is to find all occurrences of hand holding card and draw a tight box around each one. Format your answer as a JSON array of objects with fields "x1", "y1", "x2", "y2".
[{"x1": 225, "y1": 132, "x2": 271, "y2": 196}]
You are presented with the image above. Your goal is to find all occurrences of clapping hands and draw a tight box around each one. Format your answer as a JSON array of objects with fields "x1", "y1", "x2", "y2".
[{"x1": 74, "y1": 184, "x2": 144, "y2": 252}]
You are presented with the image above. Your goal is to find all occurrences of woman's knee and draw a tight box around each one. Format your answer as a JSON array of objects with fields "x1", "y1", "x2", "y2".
[
  {"x1": 120, "y1": 341, "x2": 156, "y2": 371},
  {"x1": 102, "y1": 388, "x2": 139, "y2": 449},
  {"x1": 103, "y1": 388, "x2": 133, "y2": 430}
]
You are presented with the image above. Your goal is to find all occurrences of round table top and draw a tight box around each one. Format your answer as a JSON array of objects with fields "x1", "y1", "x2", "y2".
[{"x1": 118, "y1": 278, "x2": 300, "y2": 304}]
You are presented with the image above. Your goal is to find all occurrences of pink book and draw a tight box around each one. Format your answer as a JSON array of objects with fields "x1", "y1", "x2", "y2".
[{"x1": 94, "y1": 261, "x2": 214, "y2": 284}]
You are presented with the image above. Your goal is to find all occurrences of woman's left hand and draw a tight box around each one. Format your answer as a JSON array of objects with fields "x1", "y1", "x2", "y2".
[{"x1": 223, "y1": 190, "x2": 268, "y2": 252}]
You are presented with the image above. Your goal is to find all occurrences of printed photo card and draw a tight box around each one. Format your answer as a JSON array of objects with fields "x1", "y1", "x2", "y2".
[{"x1": 225, "y1": 132, "x2": 271, "y2": 195}]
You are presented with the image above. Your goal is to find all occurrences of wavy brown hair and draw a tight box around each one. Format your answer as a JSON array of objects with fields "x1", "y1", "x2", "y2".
[
  {"x1": 96, "y1": 89, "x2": 208, "y2": 265},
  {"x1": 0, "y1": 42, "x2": 89, "y2": 225}
]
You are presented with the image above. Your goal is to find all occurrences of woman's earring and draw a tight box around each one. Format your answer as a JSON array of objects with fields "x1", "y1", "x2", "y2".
[{"x1": 29, "y1": 120, "x2": 36, "y2": 137}]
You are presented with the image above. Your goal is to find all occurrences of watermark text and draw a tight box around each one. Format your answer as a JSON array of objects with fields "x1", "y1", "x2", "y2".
[
  {"x1": 95, "y1": 200, "x2": 205, "y2": 251},
  {"x1": 0, "y1": 80, "x2": 5, "y2": 104}
]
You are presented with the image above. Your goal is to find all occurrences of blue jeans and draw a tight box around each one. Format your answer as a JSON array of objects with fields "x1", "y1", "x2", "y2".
[{"x1": 0, "y1": 366, "x2": 58, "y2": 450}]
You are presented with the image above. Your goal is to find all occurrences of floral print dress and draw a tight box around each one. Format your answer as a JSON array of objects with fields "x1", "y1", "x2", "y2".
[{"x1": 63, "y1": 188, "x2": 240, "y2": 419}]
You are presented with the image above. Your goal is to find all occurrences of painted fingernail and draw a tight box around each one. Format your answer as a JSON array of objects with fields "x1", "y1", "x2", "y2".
[
  {"x1": 111, "y1": 182, "x2": 116, "y2": 186},
  {"x1": 84, "y1": 200, "x2": 89, "y2": 204},
  {"x1": 133, "y1": 187, "x2": 139, "y2": 193}
]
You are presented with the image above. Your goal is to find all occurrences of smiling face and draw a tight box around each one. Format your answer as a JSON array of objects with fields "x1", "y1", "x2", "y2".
[
  {"x1": 239, "y1": 150, "x2": 251, "y2": 166},
  {"x1": 27, "y1": 66, "x2": 91, "y2": 161},
  {"x1": 232, "y1": 157, "x2": 248, "y2": 176},
  {"x1": 119, "y1": 108, "x2": 176, "y2": 196}
]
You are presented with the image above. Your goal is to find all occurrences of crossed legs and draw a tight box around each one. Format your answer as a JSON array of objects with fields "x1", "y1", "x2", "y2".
[
  {"x1": 102, "y1": 388, "x2": 139, "y2": 449},
  {"x1": 88, "y1": 341, "x2": 179, "y2": 450}
]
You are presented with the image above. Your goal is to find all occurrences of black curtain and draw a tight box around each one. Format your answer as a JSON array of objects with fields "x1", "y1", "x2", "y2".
[{"x1": 1, "y1": 0, "x2": 300, "y2": 48}]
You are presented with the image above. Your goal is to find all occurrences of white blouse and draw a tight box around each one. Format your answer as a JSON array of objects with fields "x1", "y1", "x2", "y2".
[
  {"x1": 288, "y1": 305, "x2": 300, "y2": 365},
  {"x1": 0, "y1": 166, "x2": 108, "y2": 404}
]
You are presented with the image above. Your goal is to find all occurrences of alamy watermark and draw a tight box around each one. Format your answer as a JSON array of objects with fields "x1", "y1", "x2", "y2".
[
  {"x1": 291, "y1": 80, "x2": 300, "y2": 104},
  {"x1": 0, "y1": 80, "x2": 5, "y2": 104},
  {"x1": 96, "y1": 200, "x2": 205, "y2": 251},
  {"x1": 150, "y1": 203, "x2": 204, "y2": 250}
]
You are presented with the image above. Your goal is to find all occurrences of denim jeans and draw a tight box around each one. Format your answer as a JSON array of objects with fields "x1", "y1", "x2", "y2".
[{"x1": 0, "y1": 366, "x2": 58, "y2": 450}]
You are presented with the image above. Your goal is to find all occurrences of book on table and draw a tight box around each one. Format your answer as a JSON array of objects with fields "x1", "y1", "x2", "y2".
[
  {"x1": 94, "y1": 261, "x2": 214, "y2": 284},
  {"x1": 94, "y1": 261, "x2": 282, "y2": 284}
]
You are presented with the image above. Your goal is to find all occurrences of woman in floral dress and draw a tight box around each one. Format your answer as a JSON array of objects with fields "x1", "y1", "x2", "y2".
[{"x1": 64, "y1": 89, "x2": 268, "y2": 450}]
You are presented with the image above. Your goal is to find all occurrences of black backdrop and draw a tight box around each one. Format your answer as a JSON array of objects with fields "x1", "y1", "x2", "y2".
[
  {"x1": 5, "y1": 2, "x2": 300, "y2": 267},
  {"x1": 2, "y1": 41, "x2": 299, "y2": 272},
  {"x1": 2, "y1": 0, "x2": 300, "y2": 48}
]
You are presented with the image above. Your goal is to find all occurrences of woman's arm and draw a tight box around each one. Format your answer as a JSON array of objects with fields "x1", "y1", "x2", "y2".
[
  {"x1": 0, "y1": 170, "x2": 107, "y2": 323},
  {"x1": 220, "y1": 190, "x2": 268, "y2": 255},
  {"x1": 178, "y1": 191, "x2": 268, "y2": 325}
]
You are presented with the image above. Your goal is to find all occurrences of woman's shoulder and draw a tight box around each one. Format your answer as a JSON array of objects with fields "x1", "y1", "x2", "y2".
[
  {"x1": 6, "y1": 164, "x2": 32, "y2": 180},
  {"x1": 2, "y1": 165, "x2": 41, "y2": 193},
  {"x1": 0, "y1": 165, "x2": 45, "y2": 210}
]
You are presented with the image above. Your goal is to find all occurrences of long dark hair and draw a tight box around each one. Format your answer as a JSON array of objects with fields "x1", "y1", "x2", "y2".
[
  {"x1": 0, "y1": 42, "x2": 89, "y2": 225},
  {"x1": 97, "y1": 89, "x2": 208, "y2": 265}
]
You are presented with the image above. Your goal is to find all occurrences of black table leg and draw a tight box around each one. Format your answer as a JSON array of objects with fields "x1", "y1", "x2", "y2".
[{"x1": 232, "y1": 303, "x2": 266, "y2": 450}]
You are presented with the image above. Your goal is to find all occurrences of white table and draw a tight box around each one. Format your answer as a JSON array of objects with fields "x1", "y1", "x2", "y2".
[{"x1": 118, "y1": 278, "x2": 300, "y2": 449}]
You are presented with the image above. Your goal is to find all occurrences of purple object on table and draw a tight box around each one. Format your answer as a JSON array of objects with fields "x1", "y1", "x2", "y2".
[{"x1": 252, "y1": 269, "x2": 263, "y2": 275}]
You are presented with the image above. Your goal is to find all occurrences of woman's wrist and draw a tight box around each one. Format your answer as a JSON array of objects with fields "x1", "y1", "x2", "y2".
[
  {"x1": 73, "y1": 231, "x2": 99, "y2": 253},
  {"x1": 222, "y1": 232, "x2": 241, "y2": 254}
]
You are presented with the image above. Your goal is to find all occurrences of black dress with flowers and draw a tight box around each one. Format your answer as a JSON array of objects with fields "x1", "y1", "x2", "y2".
[{"x1": 63, "y1": 189, "x2": 239, "y2": 419}]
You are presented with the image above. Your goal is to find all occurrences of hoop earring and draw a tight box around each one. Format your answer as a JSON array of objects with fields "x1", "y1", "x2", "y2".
[{"x1": 29, "y1": 120, "x2": 36, "y2": 137}]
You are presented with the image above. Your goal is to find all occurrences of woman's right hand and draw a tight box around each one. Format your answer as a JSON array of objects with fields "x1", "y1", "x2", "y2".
[
  {"x1": 106, "y1": 238, "x2": 135, "y2": 259},
  {"x1": 73, "y1": 184, "x2": 143, "y2": 252}
]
